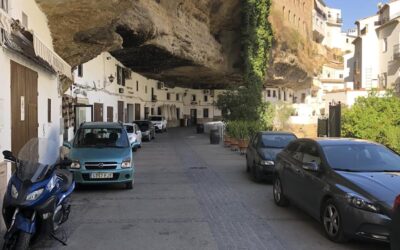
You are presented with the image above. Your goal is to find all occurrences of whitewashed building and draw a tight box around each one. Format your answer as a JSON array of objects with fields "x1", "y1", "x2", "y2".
[
  {"x1": 0, "y1": 0, "x2": 71, "y2": 231},
  {"x1": 63, "y1": 52, "x2": 223, "y2": 141}
]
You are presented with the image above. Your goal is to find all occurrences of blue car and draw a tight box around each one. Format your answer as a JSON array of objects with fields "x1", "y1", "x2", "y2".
[{"x1": 66, "y1": 122, "x2": 134, "y2": 189}]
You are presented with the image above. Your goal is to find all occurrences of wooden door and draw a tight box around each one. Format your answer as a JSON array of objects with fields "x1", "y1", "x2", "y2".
[
  {"x1": 107, "y1": 106, "x2": 113, "y2": 122},
  {"x1": 118, "y1": 101, "x2": 124, "y2": 122},
  {"x1": 135, "y1": 104, "x2": 141, "y2": 121},
  {"x1": 190, "y1": 109, "x2": 197, "y2": 125},
  {"x1": 94, "y1": 103, "x2": 103, "y2": 122},
  {"x1": 11, "y1": 61, "x2": 38, "y2": 155}
]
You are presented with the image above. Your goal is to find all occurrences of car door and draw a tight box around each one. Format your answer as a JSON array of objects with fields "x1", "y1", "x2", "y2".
[
  {"x1": 295, "y1": 141, "x2": 326, "y2": 218},
  {"x1": 280, "y1": 141, "x2": 303, "y2": 201}
]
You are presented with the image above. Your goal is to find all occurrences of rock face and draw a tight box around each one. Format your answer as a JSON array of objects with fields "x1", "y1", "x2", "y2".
[{"x1": 36, "y1": 0, "x2": 242, "y2": 89}]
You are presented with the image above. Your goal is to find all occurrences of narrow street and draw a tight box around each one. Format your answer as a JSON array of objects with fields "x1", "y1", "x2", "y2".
[{"x1": 36, "y1": 128, "x2": 388, "y2": 250}]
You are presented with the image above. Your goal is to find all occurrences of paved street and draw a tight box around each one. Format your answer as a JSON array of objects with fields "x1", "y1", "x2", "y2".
[{"x1": 23, "y1": 128, "x2": 389, "y2": 249}]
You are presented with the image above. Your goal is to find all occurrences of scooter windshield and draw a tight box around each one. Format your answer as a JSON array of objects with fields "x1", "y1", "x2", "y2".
[{"x1": 16, "y1": 138, "x2": 59, "y2": 182}]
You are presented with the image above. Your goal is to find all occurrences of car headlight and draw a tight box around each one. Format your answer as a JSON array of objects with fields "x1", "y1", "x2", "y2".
[
  {"x1": 47, "y1": 175, "x2": 57, "y2": 191},
  {"x1": 26, "y1": 188, "x2": 44, "y2": 201},
  {"x1": 11, "y1": 184, "x2": 18, "y2": 199},
  {"x1": 70, "y1": 161, "x2": 81, "y2": 169},
  {"x1": 346, "y1": 194, "x2": 379, "y2": 213},
  {"x1": 121, "y1": 159, "x2": 132, "y2": 168},
  {"x1": 261, "y1": 160, "x2": 274, "y2": 166}
]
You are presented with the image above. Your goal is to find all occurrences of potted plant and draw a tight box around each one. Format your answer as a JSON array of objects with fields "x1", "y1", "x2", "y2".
[
  {"x1": 224, "y1": 121, "x2": 232, "y2": 147},
  {"x1": 229, "y1": 121, "x2": 239, "y2": 151},
  {"x1": 238, "y1": 121, "x2": 250, "y2": 154}
]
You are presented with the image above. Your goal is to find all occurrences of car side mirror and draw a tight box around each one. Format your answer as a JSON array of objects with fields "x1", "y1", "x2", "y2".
[
  {"x1": 63, "y1": 141, "x2": 72, "y2": 149},
  {"x1": 3, "y1": 150, "x2": 16, "y2": 163},
  {"x1": 302, "y1": 161, "x2": 320, "y2": 172}
]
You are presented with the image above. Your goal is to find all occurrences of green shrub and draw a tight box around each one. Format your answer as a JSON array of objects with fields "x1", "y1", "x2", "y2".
[{"x1": 342, "y1": 93, "x2": 400, "y2": 153}]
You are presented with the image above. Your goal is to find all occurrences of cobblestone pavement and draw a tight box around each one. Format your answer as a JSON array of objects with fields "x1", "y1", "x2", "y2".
[{"x1": 3, "y1": 128, "x2": 390, "y2": 250}]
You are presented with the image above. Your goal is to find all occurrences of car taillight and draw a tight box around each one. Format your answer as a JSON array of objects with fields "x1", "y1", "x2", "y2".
[{"x1": 394, "y1": 195, "x2": 400, "y2": 210}]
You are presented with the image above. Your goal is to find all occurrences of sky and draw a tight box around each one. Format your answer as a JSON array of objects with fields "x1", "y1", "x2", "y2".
[{"x1": 324, "y1": 0, "x2": 383, "y2": 31}]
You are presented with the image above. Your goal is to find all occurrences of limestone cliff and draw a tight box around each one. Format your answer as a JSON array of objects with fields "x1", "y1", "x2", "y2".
[{"x1": 36, "y1": 0, "x2": 242, "y2": 88}]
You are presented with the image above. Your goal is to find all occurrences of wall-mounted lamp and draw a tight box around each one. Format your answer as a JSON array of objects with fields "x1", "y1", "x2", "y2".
[{"x1": 108, "y1": 74, "x2": 115, "y2": 83}]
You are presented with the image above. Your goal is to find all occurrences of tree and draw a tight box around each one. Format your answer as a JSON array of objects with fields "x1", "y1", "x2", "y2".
[{"x1": 342, "y1": 94, "x2": 400, "y2": 153}]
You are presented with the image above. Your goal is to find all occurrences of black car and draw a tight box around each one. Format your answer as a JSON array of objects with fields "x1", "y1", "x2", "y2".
[
  {"x1": 391, "y1": 195, "x2": 400, "y2": 250},
  {"x1": 273, "y1": 138, "x2": 400, "y2": 243},
  {"x1": 246, "y1": 132, "x2": 297, "y2": 182},
  {"x1": 134, "y1": 120, "x2": 155, "y2": 141}
]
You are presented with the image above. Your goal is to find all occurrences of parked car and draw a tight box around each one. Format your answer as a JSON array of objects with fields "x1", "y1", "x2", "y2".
[
  {"x1": 135, "y1": 120, "x2": 156, "y2": 141},
  {"x1": 149, "y1": 115, "x2": 167, "y2": 132},
  {"x1": 66, "y1": 122, "x2": 134, "y2": 189},
  {"x1": 273, "y1": 138, "x2": 400, "y2": 243},
  {"x1": 124, "y1": 123, "x2": 142, "y2": 151},
  {"x1": 246, "y1": 132, "x2": 297, "y2": 182},
  {"x1": 391, "y1": 195, "x2": 400, "y2": 250}
]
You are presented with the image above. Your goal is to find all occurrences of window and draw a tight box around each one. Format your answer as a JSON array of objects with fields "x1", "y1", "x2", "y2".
[
  {"x1": 167, "y1": 93, "x2": 170, "y2": 100},
  {"x1": 383, "y1": 72, "x2": 388, "y2": 89},
  {"x1": 77, "y1": 64, "x2": 83, "y2": 77},
  {"x1": 278, "y1": 90, "x2": 281, "y2": 100},
  {"x1": 287, "y1": 142, "x2": 302, "y2": 161},
  {"x1": 74, "y1": 128, "x2": 129, "y2": 148},
  {"x1": 283, "y1": 6, "x2": 285, "y2": 17},
  {"x1": 203, "y1": 108, "x2": 209, "y2": 118},
  {"x1": 191, "y1": 95, "x2": 196, "y2": 102},
  {"x1": 204, "y1": 95, "x2": 208, "y2": 102},
  {"x1": 284, "y1": 91, "x2": 287, "y2": 101},
  {"x1": 301, "y1": 142, "x2": 322, "y2": 165},
  {"x1": 117, "y1": 65, "x2": 125, "y2": 86},
  {"x1": 339, "y1": 74, "x2": 343, "y2": 78},
  {"x1": 1, "y1": 0, "x2": 8, "y2": 12},
  {"x1": 22, "y1": 12, "x2": 28, "y2": 28},
  {"x1": 136, "y1": 81, "x2": 139, "y2": 91},
  {"x1": 176, "y1": 94, "x2": 180, "y2": 101},
  {"x1": 176, "y1": 108, "x2": 181, "y2": 119},
  {"x1": 301, "y1": 93, "x2": 306, "y2": 103},
  {"x1": 383, "y1": 38, "x2": 388, "y2": 52},
  {"x1": 273, "y1": 90, "x2": 276, "y2": 98},
  {"x1": 47, "y1": 99, "x2": 51, "y2": 123},
  {"x1": 158, "y1": 107, "x2": 162, "y2": 115},
  {"x1": 145, "y1": 86, "x2": 148, "y2": 94},
  {"x1": 288, "y1": 10, "x2": 291, "y2": 21},
  {"x1": 267, "y1": 90, "x2": 271, "y2": 97}
]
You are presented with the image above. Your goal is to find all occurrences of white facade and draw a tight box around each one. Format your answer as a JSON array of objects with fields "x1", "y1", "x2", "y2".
[
  {"x1": 65, "y1": 52, "x2": 223, "y2": 140},
  {"x1": 0, "y1": 0, "x2": 68, "y2": 231}
]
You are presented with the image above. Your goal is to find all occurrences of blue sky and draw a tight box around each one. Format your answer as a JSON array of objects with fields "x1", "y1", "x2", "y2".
[{"x1": 324, "y1": 0, "x2": 382, "y2": 31}]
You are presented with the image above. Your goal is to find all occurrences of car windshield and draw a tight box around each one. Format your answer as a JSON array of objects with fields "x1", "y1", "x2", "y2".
[
  {"x1": 135, "y1": 122, "x2": 149, "y2": 131},
  {"x1": 323, "y1": 144, "x2": 400, "y2": 172},
  {"x1": 74, "y1": 128, "x2": 129, "y2": 148},
  {"x1": 261, "y1": 134, "x2": 297, "y2": 148},
  {"x1": 124, "y1": 125, "x2": 134, "y2": 133},
  {"x1": 149, "y1": 117, "x2": 162, "y2": 121}
]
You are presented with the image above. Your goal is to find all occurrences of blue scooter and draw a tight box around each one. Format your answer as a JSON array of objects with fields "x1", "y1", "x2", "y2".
[{"x1": 2, "y1": 138, "x2": 75, "y2": 250}]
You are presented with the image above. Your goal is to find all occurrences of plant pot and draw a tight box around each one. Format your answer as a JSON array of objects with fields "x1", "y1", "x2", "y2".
[
  {"x1": 224, "y1": 136, "x2": 231, "y2": 147},
  {"x1": 238, "y1": 139, "x2": 249, "y2": 154},
  {"x1": 230, "y1": 138, "x2": 239, "y2": 151}
]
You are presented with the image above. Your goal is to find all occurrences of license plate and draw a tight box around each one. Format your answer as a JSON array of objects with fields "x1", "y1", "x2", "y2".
[{"x1": 90, "y1": 173, "x2": 113, "y2": 179}]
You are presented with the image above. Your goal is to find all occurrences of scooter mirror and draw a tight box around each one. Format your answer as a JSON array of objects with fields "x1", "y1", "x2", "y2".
[{"x1": 3, "y1": 150, "x2": 16, "y2": 162}]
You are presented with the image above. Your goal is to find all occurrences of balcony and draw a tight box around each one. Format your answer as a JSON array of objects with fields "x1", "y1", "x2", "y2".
[{"x1": 394, "y1": 44, "x2": 400, "y2": 60}]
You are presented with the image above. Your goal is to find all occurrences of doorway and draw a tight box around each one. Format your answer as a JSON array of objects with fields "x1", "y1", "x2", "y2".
[
  {"x1": 135, "y1": 104, "x2": 141, "y2": 121},
  {"x1": 75, "y1": 105, "x2": 93, "y2": 131},
  {"x1": 127, "y1": 104, "x2": 134, "y2": 123},
  {"x1": 94, "y1": 103, "x2": 104, "y2": 122},
  {"x1": 11, "y1": 61, "x2": 38, "y2": 154},
  {"x1": 118, "y1": 101, "x2": 124, "y2": 122},
  {"x1": 190, "y1": 109, "x2": 197, "y2": 126},
  {"x1": 107, "y1": 106, "x2": 113, "y2": 122}
]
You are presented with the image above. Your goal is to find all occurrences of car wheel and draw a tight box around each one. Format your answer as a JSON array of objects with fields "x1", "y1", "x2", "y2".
[
  {"x1": 125, "y1": 181, "x2": 133, "y2": 190},
  {"x1": 273, "y1": 177, "x2": 289, "y2": 206},
  {"x1": 133, "y1": 146, "x2": 138, "y2": 152},
  {"x1": 251, "y1": 162, "x2": 262, "y2": 182},
  {"x1": 322, "y1": 199, "x2": 347, "y2": 243}
]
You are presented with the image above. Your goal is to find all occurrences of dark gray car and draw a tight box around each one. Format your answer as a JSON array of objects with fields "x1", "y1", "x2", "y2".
[{"x1": 273, "y1": 138, "x2": 400, "y2": 243}]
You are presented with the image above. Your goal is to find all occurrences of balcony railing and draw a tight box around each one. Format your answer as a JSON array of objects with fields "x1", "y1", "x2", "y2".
[{"x1": 394, "y1": 44, "x2": 400, "y2": 60}]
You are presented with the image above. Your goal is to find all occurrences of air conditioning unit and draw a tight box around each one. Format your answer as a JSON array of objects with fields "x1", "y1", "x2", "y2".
[{"x1": 119, "y1": 88, "x2": 124, "y2": 94}]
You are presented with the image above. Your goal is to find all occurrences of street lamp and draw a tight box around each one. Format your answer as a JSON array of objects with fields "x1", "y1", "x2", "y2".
[{"x1": 108, "y1": 74, "x2": 115, "y2": 83}]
